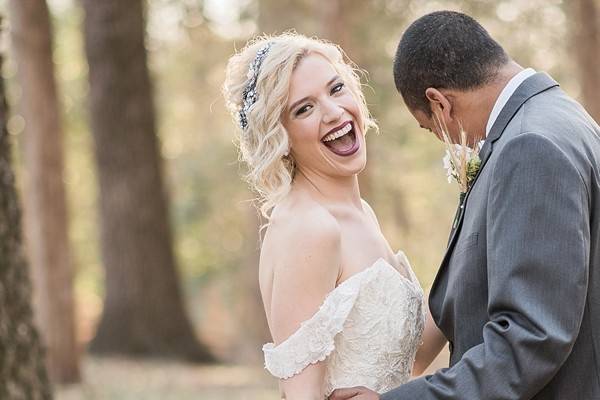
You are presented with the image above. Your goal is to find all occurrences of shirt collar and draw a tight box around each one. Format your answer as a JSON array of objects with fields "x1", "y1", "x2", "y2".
[{"x1": 485, "y1": 68, "x2": 536, "y2": 137}]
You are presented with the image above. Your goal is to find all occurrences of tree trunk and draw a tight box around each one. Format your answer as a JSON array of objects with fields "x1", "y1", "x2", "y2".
[
  {"x1": 317, "y1": 0, "x2": 369, "y2": 64},
  {"x1": 571, "y1": 0, "x2": 600, "y2": 122},
  {"x1": 258, "y1": 0, "x2": 315, "y2": 33},
  {"x1": 8, "y1": 0, "x2": 80, "y2": 383},
  {"x1": 0, "y1": 20, "x2": 53, "y2": 398},
  {"x1": 81, "y1": 0, "x2": 212, "y2": 361}
]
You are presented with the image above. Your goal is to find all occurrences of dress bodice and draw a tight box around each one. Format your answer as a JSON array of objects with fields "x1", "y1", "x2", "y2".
[{"x1": 262, "y1": 251, "x2": 426, "y2": 396}]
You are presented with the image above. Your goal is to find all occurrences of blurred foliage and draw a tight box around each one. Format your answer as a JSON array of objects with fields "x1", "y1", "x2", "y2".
[{"x1": 2, "y1": 0, "x2": 579, "y2": 360}]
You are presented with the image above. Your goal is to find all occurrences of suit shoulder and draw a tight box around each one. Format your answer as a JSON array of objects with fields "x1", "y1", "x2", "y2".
[
  {"x1": 495, "y1": 133, "x2": 587, "y2": 194},
  {"x1": 501, "y1": 132, "x2": 575, "y2": 164}
]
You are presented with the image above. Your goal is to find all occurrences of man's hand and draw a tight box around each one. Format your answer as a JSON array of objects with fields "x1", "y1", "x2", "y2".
[{"x1": 328, "y1": 386, "x2": 380, "y2": 400}]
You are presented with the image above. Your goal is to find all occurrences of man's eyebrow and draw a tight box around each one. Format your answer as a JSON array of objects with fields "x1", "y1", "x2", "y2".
[{"x1": 288, "y1": 75, "x2": 341, "y2": 112}]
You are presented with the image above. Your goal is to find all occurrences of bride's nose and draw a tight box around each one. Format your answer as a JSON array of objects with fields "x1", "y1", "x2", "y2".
[{"x1": 321, "y1": 99, "x2": 343, "y2": 125}]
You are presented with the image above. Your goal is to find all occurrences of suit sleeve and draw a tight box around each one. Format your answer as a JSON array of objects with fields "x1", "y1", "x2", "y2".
[{"x1": 381, "y1": 133, "x2": 590, "y2": 400}]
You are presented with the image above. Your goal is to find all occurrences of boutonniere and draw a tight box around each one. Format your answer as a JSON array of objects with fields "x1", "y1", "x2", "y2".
[
  {"x1": 434, "y1": 115, "x2": 484, "y2": 229},
  {"x1": 442, "y1": 140, "x2": 484, "y2": 194},
  {"x1": 434, "y1": 114, "x2": 484, "y2": 194}
]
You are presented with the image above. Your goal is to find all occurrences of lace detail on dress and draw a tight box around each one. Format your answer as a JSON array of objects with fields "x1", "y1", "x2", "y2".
[
  {"x1": 262, "y1": 272, "x2": 361, "y2": 379},
  {"x1": 262, "y1": 251, "x2": 425, "y2": 395}
]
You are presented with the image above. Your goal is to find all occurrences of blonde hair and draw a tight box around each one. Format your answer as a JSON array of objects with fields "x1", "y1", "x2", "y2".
[{"x1": 223, "y1": 32, "x2": 377, "y2": 221}]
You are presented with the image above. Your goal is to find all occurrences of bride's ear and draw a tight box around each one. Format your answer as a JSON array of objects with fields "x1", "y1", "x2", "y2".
[{"x1": 425, "y1": 88, "x2": 454, "y2": 124}]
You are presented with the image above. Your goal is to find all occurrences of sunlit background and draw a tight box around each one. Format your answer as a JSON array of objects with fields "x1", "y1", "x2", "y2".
[{"x1": 1, "y1": 0, "x2": 591, "y2": 398}]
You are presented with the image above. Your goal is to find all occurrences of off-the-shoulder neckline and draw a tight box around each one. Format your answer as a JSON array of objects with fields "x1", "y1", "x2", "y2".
[{"x1": 334, "y1": 255, "x2": 416, "y2": 292}]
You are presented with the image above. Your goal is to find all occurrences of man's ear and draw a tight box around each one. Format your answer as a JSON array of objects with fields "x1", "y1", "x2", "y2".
[{"x1": 425, "y1": 88, "x2": 454, "y2": 124}]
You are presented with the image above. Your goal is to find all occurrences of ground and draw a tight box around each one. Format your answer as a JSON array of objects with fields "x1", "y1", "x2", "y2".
[
  {"x1": 57, "y1": 351, "x2": 448, "y2": 399},
  {"x1": 57, "y1": 357, "x2": 279, "y2": 400}
]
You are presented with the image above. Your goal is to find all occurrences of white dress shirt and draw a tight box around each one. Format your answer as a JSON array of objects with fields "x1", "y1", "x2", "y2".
[{"x1": 485, "y1": 68, "x2": 536, "y2": 137}]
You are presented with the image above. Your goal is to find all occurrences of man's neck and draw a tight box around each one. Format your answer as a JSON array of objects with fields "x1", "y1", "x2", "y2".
[{"x1": 464, "y1": 61, "x2": 524, "y2": 142}]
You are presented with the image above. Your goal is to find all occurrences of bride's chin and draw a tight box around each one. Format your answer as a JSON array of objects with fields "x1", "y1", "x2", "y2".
[
  {"x1": 329, "y1": 159, "x2": 366, "y2": 177},
  {"x1": 340, "y1": 151, "x2": 367, "y2": 175},
  {"x1": 310, "y1": 147, "x2": 367, "y2": 177}
]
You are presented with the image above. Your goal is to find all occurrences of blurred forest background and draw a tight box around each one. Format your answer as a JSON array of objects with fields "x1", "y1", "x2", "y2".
[{"x1": 0, "y1": 0, "x2": 598, "y2": 399}]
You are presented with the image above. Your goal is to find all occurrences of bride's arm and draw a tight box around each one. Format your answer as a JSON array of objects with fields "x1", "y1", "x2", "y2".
[
  {"x1": 268, "y1": 213, "x2": 342, "y2": 400},
  {"x1": 412, "y1": 306, "x2": 447, "y2": 376}
]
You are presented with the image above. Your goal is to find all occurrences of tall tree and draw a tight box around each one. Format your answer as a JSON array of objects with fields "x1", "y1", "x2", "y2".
[
  {"x1": 317, "y1": 0, "x2": 369, "y2": 65},
  {"x1": 258, "y1": 0, "x2": 316, "y2": 34},
  {"x1": 570, "y1": 0, "x2": 600, "y2": 122},
  {"x1": 81, "y1": 0, "x2": 211, "y2": 360},
  {"x1": 0, "y1": 17, "x2": 53, "y2": 399},
  {"x1": 8, "y1": 0, "x2": 80, "y2": 383}
]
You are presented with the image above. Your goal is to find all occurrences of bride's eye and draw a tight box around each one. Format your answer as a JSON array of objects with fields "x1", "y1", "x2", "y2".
[
  {"x1": 295, "y1": 104, "x2": 312, "y2": 116},
  {"x1": 331, "y1": 82, "x2": 345, "y2": 95}
]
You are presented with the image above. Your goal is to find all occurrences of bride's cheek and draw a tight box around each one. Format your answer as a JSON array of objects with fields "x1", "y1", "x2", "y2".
[{"x1": 344, "y1": 97, "x2": 361, "y2": 119}]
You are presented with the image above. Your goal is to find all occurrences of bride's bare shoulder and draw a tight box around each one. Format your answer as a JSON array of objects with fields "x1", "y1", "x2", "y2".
[
  {"x1": 260, "y1": 194, "x2": 342, "y2": 343},
  {"x1": 268, "y1": 195, "x2": 340, "y2": 247},
  {"x1": 261, "y1": 193, "x2": 341, "y2": 277}
]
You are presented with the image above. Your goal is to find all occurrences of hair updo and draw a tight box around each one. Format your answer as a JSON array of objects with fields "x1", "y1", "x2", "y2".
[{"x1": 223, "y1": 32, "x2": 376, "y2": 220}]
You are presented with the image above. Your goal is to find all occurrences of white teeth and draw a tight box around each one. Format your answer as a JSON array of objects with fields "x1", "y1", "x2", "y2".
[{"x1": 322, "y1": 123, "x2": 353, "y2": 142}]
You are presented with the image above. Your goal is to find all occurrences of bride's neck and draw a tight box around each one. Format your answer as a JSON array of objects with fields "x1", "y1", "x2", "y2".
[{"x1": 293, "y1": 167, "x2": 362, "y2": 208}]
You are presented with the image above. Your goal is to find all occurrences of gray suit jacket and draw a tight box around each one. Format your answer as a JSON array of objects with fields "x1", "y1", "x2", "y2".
[{"x1": 382, "y1": 73, "x2": 600, "y2": 399}]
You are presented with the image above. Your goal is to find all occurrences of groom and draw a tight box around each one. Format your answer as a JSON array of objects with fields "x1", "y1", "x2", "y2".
[{"x1": 331, "y1": 11, "x2": 600, "y2": 400}]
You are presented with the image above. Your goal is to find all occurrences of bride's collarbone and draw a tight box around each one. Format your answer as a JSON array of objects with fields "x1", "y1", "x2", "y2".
[
  {"x1": 338, "y1": 242, "x2": 396, "y2": 280},
  {"x1": 338, "y1": 226, "x2": 395, "y2": 268}
]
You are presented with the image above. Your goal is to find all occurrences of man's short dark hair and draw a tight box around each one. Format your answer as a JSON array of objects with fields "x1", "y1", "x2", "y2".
[{"x1": 393, "y1": 11, "x2": 509, "y2": 115}]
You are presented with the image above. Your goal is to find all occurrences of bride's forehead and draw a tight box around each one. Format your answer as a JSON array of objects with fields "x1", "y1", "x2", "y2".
[
  {"x1": 291, "y1": 53, "x2": 337, "y2": 82},
  {"x1": 288, "y1": 54, "x2": 338, "y2": 97}
]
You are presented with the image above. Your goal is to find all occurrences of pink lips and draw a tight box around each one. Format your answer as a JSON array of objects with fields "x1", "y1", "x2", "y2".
[{"x1": 321, "y1": 121, "x2": 360, "y2": 157}]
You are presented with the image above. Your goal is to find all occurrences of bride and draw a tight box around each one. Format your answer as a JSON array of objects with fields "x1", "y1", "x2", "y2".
[{"x1": 223, "y1": 33, "x2": 446, "y2": 399}]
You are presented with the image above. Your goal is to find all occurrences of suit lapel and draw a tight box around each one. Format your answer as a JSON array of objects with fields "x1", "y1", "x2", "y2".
[{"x1": 429, "y1": 72, "x2": 559, "y2": 307}]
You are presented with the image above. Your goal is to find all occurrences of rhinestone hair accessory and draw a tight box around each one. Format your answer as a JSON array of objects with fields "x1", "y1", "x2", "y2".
[{"x1": 239, "y1": 42, "x2": 273, "y2": 130}]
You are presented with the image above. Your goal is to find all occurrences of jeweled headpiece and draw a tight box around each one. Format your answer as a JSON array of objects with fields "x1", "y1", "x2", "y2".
[{"x1": 239, "y1": 42, "x2": 273, "y2": 130}]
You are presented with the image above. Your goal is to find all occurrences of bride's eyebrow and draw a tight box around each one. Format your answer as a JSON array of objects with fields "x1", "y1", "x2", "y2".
[{"x1": 287, "y1": 75, "x2": 341, "y2": 112}]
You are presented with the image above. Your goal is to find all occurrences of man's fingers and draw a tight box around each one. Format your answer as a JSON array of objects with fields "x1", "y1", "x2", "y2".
[{"x1": 329, "y1": 387, "x2": 363, "y2": 399}]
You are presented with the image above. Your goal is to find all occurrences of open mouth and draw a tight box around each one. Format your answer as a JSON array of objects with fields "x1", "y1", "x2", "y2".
[{"x1": 321, "y1": 121, "x2": 360, "y2": 156}]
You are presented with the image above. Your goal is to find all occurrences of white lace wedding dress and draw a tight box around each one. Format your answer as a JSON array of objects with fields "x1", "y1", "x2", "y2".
[{"x1": 262, "y1": 251, "x2": 426, "y2": 396}]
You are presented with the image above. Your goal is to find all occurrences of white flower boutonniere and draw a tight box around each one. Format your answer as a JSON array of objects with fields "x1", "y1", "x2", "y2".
[
  {"x1": 443, "y1": 140, "x2": 484, "y2": 194},
  {"x1": 434, "y1": 114, "x2": 484, "y2": 194},
  {"x1": 434, "y1": 115, "x2": 485, "y2": 230}
]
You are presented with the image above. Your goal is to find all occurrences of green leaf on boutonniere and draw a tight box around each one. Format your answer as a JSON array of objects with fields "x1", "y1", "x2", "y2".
[{"x1": 466, "y1": 155, "x2": 482, "y2": 185}]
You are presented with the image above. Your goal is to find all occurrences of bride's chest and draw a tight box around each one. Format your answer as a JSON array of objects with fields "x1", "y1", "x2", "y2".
[
  {"x1": 337, "y1": 220, "x2": 395, "y2": 277},
  {"x1": 333, "y1": 274, "x2": 426, "y2": 361},
  {"x1": 350, "y1": 269, "x2": 423, "y2": 331}
]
